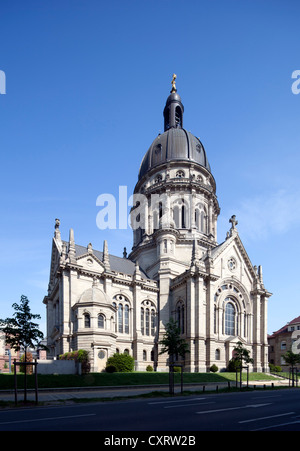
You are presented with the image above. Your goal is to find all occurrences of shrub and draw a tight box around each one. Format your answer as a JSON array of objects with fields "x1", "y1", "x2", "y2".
[
  {"x1": 269, "y1": 363, "x2": 282, "y2": 373},
  {"x1": 146, "y1": 365, "x2": 153, "y2": 372},
  {"x1": 106, "y1": 353, "x2": 134, "y2": 372},
  {"x1": 173, "y1": 366, "x2": 182, "y2": 372},
  {"x1": 106, "y1": 364, "x2": 117, "y2": 373},
  {"x1": 59, "y1": 349, "x2": 90, "y2": 374},
  {"x1": 227, "y1": 358, "x2": 241, "y2": 372},
  {"x1": 210, "y1": 364, "x2": 218, "y2": 373}
]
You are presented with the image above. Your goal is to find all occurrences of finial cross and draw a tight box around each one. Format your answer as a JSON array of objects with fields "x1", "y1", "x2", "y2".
[
  {"x1": 229, "y1": 215, "x2": 238, "y2": 229},
  {"x1": 171, "y1": 73, "x2": 177, "y2": 92}
]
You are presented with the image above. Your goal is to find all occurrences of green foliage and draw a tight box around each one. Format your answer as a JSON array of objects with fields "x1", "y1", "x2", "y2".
[
  {"x1": 59, "y1": 350, "x2": 90, "y2": 374},
  {"x1": 227, "y1": 358, "x2": 241, "y2": 372},
  {"x1": 0, "y1": 371, "x2": 278, "y2": 390},
  {"x1": 159, "y1": 317, "x2": 189, "y2": 362},
  {"x1": 0, "y1": 295, "x2": 46, "y2": 355},
  {"x1": 20, "y1": 352, "x2": 33, "y2": 374},
  {"x1": 146, "y1": 365, "x2": 154, "y2": 372},
  {"x1": 282, "y1": 350, "x2": 300, "y2": 368},
  {"x1": 210, "y1": 364, "x2": 218, "y2": 373},
  {"x1": 106, "y1": 353, "x2": 134, "y2": 372},
  {"x1": 269, "y1": 363, "x2": 282, "y2": 373},
  {"x1": 106, "y1": 364, "x2": 117, "y2": 373},
  {"x1": 233, "y1": 341, "x2": 254, "y2": 365}
]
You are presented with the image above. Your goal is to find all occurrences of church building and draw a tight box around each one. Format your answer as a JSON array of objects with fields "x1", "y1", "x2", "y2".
[{"x1": 43, "y1": 76, "x2": 271, "y2": 372}]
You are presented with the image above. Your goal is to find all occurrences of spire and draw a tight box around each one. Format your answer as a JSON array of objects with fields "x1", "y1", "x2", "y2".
[
  {"x1": 102, "y1": 240, "x2": 110, "y2": 270},
  {"x1": 68, "y1": 228, "x2": 76, "y2": 263},
  {"x1": 163, "y1": 74, "x2": 184, "y2": 131},
  {"x1": 134, "y1": 260, "x2": 141, "y2": 280}
]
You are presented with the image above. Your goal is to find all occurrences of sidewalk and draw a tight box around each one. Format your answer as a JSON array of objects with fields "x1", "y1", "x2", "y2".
[{"x1": 0, "y1": 379, "x2": 291, "y2": 404}]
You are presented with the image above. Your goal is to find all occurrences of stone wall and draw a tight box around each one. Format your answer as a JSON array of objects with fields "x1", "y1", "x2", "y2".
[{"x1": 36, "y1": 359, "x2": 81, "y2": 375}]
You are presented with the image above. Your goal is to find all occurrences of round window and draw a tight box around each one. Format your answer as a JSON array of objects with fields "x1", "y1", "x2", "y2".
[
  {"x1": 98, "y1": 350, "x2": 106, "y2": 359},
  {"x1": 228, "y1": 257, "x2": 237, "y2": 271}
]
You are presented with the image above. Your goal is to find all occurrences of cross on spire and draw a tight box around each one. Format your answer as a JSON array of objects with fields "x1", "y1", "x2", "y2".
[{"x1": 171, "y1": 73, "x2": 177, "y2": 93}]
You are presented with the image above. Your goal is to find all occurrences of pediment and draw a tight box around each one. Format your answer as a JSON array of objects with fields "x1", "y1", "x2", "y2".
[
  {"x1": 211, "y1": 232, "x2": 257, "y2": 282},
  {"x1": 76, "y1": 252, "x2": 105, "y2": 273},
  {"x1": 224, "y1": 335, "x2": 246, "y2": 344}
]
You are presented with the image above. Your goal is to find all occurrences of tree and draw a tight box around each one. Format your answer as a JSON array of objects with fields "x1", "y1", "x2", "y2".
[
  {"x1": 159, "y1": 317, "x2": 189, "y2": 364},
  {"x1": 283, "y1": 350, "x2": 300, "y2": 368},
  {"x1": 283, "y1": 350, "x2": 300, "y2": 387},
  {"x1": 159, "y1": 317, "x2": 189, "y2": 394},
  {"x1": 0, "y1": 295, "x2": 46, "y2": 358},
  {"x1": 0, "y1": 295, "x2": 47, "y2": 401},
  {"x1": 232, "y1": 341, "x2": 254, "y2": 367}
]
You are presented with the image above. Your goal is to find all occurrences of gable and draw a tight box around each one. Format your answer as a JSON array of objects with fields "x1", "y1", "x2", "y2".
[
  {"x1": 76, "y1": 252, "x2": 105, "y2": 273},
  {"x1": 211, "y1": 233, "x2": 257, "y2": 287},
  {"x1": 48, "y1": 237, "x2": 62, "y2": 290}
]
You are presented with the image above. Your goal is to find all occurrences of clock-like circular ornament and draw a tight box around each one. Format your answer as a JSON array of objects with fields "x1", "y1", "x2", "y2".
[
  {"x1": 227, "y1": 257, "x2": 237, "y2": 271},
  {"x1": 98, "y1": 350, "x2": 106, "y2": 359}
]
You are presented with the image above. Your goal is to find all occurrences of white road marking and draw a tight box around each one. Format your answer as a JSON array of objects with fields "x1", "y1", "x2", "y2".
[
  {"x1": 251, "y1": 419, "x2": 300, "y2": 431},
  {"x1": 0, "y1": 413, "x2": 96, "y2": 425},
  {"x1": 239, "y1": 412, "x2": 295, "y2": 423},
  {"x1": 148, "y1": 397, "x2": 207, "y2": 405},
  {"x1": 164, "y1": 402, "x2": 216, "y2": 409},
  {"x1": 196, "y1": 403, "x2": 271, "y2": 414}
]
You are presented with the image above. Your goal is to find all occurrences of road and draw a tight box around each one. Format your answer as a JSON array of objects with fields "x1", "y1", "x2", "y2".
[{"x1": 0, "y1": 388, "x2": 299, "y2": 433}]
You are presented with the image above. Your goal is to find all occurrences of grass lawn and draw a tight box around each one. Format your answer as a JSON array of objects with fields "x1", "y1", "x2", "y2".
[{"x1": 0, "y1": 371, "x2": 278, "y2": 390}]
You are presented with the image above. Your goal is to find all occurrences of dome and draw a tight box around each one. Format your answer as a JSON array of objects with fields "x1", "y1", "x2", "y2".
[
  {"x1": 138, "y1": 127, "x2": 211, "y2": 180},
  {"x1": 78, "y1": 286, "x2": 111, "y2": 305},
  {"x1": 138, "y1": 76, "x2": 211, "y2": 181}
]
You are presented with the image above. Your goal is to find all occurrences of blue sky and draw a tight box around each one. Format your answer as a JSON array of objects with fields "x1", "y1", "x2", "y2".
[{"x1": 0, "y1": 0, "x2": 299, "y2": 336}]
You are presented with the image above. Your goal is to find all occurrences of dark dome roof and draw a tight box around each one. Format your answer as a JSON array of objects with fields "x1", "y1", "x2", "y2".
[{"x1": 138, "y1": 127, "x2": 211, "y2": 180}]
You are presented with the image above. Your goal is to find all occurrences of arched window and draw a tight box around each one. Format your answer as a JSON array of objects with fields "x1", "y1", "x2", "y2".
[
  {"x1": 172, "y1": 199, "x2": 189, "y2": 229},
  {"x1": 145, "y1": 308, "x2": 150, "y2": 336},
  {"x1": 195, "y1": 205, "x2": 207, "y2": 233},
  {"x1": 176, "y1": 301, "x2": 185, "y2": 334},
  {"x1": 143, "y1": 350, "x2": 147, "y2": 361},
  {"x1": 215, "y1": 349, "x2": 220, "y2": 360},
  {"x1": 84, "y1": 313, "x2": 90, "y2": 328},
  {"x1": 181, "y1": 204, "x2": 186, "y2": 228},
  {"x1": 98, "y1": 313, "x2": 105, "y2": 329},
  {"x1": 141, "y1": 307, "x2": 145, "y2": 335},
  {"x1": 113, "y1": 295, "x2": 130, "y2": 335},
  {"x1": 175, "y1": 106, "x2": 182, "y2": 127},
  {"x1": 225, "y1": 301, "x2": 235, "y2": 335},
  {"x1": 141, "y1": 301, "x2": 157, "y2": 336},
  {"x1": 118, "y1": 303, "x2": 123, "y2": 333},
  {"x1": 173, "y1": 205, "x2": 180, "y2": 228},
  {"x1": 151, "y1": 309, "x2": 156, "y2": 336},
  {"x1": 124, "y1": 304, "x2": 129, "y2": 334},
  {"x1": 214, "y1": 305, "x2": 217, "y2": 334}
]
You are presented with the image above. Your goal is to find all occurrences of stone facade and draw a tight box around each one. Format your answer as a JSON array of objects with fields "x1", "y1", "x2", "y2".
[{"x1": 44, "y1": 79, "x2": 271, "y2": 372}]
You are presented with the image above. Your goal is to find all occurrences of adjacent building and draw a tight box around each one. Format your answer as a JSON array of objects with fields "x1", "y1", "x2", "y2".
[{"x1": 268, "y1": 316, "x2": 300, "y2": 369}]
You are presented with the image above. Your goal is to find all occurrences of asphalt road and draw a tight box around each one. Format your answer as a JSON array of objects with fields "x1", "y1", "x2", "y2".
[{"x1": 0, "y1": 388, "x2": 300, "y2": 433}]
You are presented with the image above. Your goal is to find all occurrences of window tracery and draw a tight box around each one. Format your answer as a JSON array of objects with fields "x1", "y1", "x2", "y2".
[
  {"x1": 176, "y1": 169, "x2": 185, "y2": 178},
  {"x1": 141, "y1": 300, "x2": 156, "y2": 336},
  {"x1": 113, "y1": 295, "x2": 130, "y2": 334},
  {"x1": 176, "y1": 300, "x2": 185, "y2": 334}
]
